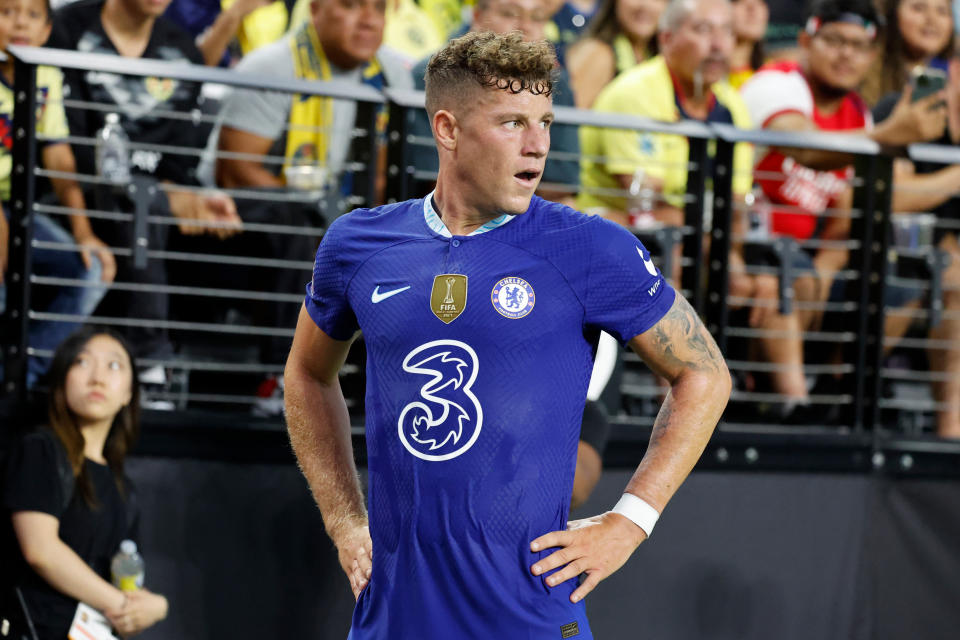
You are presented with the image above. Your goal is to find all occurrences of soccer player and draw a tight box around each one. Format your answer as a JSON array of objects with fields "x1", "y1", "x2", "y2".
[{"x1": 284, "y1": 31, "x2": 731, "y2": 639}]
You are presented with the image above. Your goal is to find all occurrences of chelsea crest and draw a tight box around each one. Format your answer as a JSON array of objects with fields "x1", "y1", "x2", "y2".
[{"x1": 491, "y1": 277, "x2": 535, "y2": 319}]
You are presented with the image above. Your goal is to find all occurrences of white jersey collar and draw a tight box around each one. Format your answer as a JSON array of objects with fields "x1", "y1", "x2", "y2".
[{"x1": 423, "y1": 191, "x2": 516, "y2": 238}]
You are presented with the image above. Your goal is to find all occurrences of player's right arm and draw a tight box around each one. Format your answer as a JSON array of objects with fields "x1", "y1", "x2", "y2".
[
  {"x1": 284, "y1": 307, "x2": 372, "y2": 599},
  {"x1": 622, "y1": 292, "x2": 731, "y2": 514}
]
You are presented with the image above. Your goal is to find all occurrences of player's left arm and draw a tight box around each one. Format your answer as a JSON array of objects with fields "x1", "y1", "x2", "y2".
[{"x1": 530, "y1": 291, "x2": 730, "y2": 603}]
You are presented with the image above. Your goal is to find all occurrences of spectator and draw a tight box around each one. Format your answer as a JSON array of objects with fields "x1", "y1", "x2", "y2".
[
  {"x1": 164, "y1": 0, "x2": 279, "y2": 66},
  {"x1": 408, "y1": 0, "x2": 580, "y2": 203},
  {"x1": 48, "y1": 0, "x2": 242, "y2": 368},
  {"x1": 863, "y1": 0, "x2": 954, "y2": 106},
  {"x1": 739, "y1": 0, "x2": 948, "y2": 421},
  {"x1": 548, "y1": 0, "x2": 599, "y2": 62},
  {"x1": 728, "y1": 0, "x2": 767, "y2": 88},
  {"x1": 212, "y1": 0, "x2": 403, "y2": 202},
  {"x1": 286, "y1": 0, "x2": 444, "y2": 66},
  {"x1": 2, "y1": 326, "x2": 168, "y2": 640},
  {"x1": 199, "y1": 0, "x2": 402, "y2": 388},
  {"x1": 578, "y1": 0, "x2": 818, "y2": 408},
  {"x1": 579, "y1": 0, "x2": 752, "y2": 225},
  {"x1": 0, "y1": 0, "x2": 116, "y2": 387},
  {"x1": 566, "y1": 0, "x2": 666, "y2": 108},
  {"x1": 873, "y1": 55, "x2": 960, "y2": 435}
]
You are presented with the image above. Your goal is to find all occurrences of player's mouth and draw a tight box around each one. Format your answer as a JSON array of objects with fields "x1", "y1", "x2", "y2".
[
  {"x1": 514, "y1": 170, "x2": 541, "y2": 187},
  {"x1": 11, "y1": 37, "x2": 30, "y2": 46}
]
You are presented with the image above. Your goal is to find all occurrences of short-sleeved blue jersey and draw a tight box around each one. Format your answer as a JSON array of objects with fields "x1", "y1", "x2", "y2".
[{"x1": 306, "y1": 195, "x2": 675, "y2": 640}]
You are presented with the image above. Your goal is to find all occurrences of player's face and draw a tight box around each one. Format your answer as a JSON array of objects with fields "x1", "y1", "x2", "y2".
[
  {"x1": 661, "y1": 0, "x2": 734, "y2": 87},
  {"x1": 474, "y1": 0, "x2": 553, "y2": 42},
  {"x1": 0, "y1": 0, "x2": 17, "y2": 52},
  {"x1": 731, "y1": 0, "x2": 768, "y2": 44},
  {"x1": 64, "y1": 335, "x2": 133, "y2": 427},
  {"x1": 10, "y1": 0, "x2": 50, "y2": 47},
  {"x1": 897, "y1": 0, "x2": 953, "y2": 59},
  {"x1": 313, "y1": 0, "x2": 386, "y2": 69},
  {"x1": 455, "y1": 87, "x2": 553, "y2": 216},
  {"x1": 615, "y1": 0, "x2": 666, "y2": 43},
  {"x1": 803, "y1": 23, "x2": 876, "y2": 92}
]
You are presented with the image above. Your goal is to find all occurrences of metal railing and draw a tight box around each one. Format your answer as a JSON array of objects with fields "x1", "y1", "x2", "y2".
[
  {"x1": 3, "y1": 46, "x2": 960, "y2": 474},
  {"x1": 2, "y1": 46, "x2": 384, "y2": 409}
]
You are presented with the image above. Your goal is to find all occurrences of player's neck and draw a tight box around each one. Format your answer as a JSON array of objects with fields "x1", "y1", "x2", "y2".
[{"x1": 432, "y1": 179, "x2": 501, "y2": 236}]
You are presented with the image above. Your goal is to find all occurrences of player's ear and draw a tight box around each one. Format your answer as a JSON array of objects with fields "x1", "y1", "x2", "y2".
[{"x1": 433, "y1": 109, "x2": 459, "y2": 152}]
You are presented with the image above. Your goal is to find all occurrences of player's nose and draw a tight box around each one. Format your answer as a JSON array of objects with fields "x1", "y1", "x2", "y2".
[{"x1": 521, "y1": 126, "x2": 549, "y2": 158}]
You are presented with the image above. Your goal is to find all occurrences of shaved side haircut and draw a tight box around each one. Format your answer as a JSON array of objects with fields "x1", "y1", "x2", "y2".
[{"x1": 424, "y1": 30, "x2": 557, "y2": 118}]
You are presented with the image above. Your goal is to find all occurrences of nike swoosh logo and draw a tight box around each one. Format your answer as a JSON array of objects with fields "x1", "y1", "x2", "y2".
[
  {"x1": 371, "y1": 285, "x2": 411, "y2": 304},
  {"x1": 637, "y1": 247, "x2": 659, "y2": 277}
]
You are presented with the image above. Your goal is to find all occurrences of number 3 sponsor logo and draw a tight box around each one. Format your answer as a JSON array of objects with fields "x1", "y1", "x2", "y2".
[{"x1": 397, "y1": 340, "x2": 483, "y2": 461}]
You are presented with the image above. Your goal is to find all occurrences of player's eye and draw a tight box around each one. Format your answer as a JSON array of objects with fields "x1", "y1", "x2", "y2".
[
  {"x1": 108, "y1": 360, "x2": 123, "y2": 371},
  {"x1": 504, "y1": 120, "x2": 521, "y2": 129}
]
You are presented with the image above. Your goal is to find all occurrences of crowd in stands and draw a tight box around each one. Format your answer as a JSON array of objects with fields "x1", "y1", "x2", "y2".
[
  {"x1": 0, "y1": 0, "x2": 959, "y2": 437},
  {"x1": 2, "y1": 1, "x2": 960, "y2": 633}
]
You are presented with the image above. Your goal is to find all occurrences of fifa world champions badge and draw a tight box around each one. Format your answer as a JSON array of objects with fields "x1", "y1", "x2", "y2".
[
  {"x1": 491, "y1": 277, "x2": 535, "y2": 319},
  {"x1": 431, "y1": 274, "x2": 468, "y2": 323}
]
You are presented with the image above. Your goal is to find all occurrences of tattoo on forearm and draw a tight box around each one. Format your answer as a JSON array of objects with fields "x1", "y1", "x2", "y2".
[
  {"x1": 652, "y1": 294, "x2": 725, "y2": 374},
  {"x1": 649, "y1": 396, "x2": 673, "y2": 447}
]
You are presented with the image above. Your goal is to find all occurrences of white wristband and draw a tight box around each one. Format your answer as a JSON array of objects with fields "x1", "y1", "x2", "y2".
[{"x1": 612, "y1": 493, "x2": 660, "y2": 537}]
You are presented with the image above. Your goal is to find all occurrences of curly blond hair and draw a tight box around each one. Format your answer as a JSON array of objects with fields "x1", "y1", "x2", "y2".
[{"x1": 424, "y1": 31, "x2": 556, "y2": 117}]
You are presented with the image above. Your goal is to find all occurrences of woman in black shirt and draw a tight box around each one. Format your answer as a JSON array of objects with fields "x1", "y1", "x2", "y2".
[{"x1": 3, "y1": 327, "x2": 168, "y2": 638}]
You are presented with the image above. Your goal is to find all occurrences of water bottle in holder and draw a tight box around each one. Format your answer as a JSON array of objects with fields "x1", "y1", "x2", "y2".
[
  {"x1": 96, "y1": 113, "x2": 131, "y2": 185},
  {"x1": 627, "y1": 167, "x2": 658, "y2": 229}
]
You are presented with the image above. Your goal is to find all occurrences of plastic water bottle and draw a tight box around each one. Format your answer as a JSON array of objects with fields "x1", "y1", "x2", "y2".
[
  {"x1": 96, "y1": 113, "x2": 131, "y2": 185},
  {"x1": 111, "y1": 539, "x2": 144, "y2": 592},
  {"x1": 627, "y1": 168, "x2": 657, "y2": 229},
  {"x1": 744, "y1": 187, "x2": 771, "y2": 241}
]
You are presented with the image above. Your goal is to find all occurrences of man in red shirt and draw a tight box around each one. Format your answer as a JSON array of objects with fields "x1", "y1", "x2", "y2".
[{"x1": 739, "y1": 0, "x2": 947, "y2": 422}]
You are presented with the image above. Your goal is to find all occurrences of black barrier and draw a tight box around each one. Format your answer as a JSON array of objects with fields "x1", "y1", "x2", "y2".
[{"x1": 3, "y1": 46, "x2": 960, "y2": 474}]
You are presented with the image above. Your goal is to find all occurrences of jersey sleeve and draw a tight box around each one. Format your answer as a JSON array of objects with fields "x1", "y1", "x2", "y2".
[
  {"x1": 581, "y1": 216, "x2": 676, "y2": 344},
  {"x1": 2, "y1": 431, "x2": 68, "y2": 518},
  {"x1": 740, "y1": 69, "x2": 814, "y2": 128},
  {"x1": 37, "y1": 67, "x2": 70, "y2": 143},
  {"x1": 219, "y1": 45, "x2": 291, "y2": 142},
  {"x1": 304, "y1": 217, "x2": 359, "y2": 340}
]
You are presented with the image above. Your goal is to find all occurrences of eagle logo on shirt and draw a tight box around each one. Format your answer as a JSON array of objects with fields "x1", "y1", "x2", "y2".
[{"x1": 397, "y1": 340, "x2": 483, "y2": 462}]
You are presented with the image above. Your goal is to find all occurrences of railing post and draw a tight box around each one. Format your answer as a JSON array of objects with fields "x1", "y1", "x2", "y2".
[
  {"x1": 849, "y1": 154, "x2": 893, "y2": 432},
  {"x1": 2, "y1": 56, "x2": 38, "y2": 403},
  {"x1": 683, "y1": 136, "x2": 708, "y2": 314},
  {"x1": 128, "y1": 176, "x2": 157, "y2": 269},
  {"x1": 384, "y1": 97, "x2": 412, "y2": 204},
  {"x1": 351, "y1": 100, "x2": 382, "y2": 209},
  {"x1": 706, "y1": 138, "x2": 735, "y2": 353}
]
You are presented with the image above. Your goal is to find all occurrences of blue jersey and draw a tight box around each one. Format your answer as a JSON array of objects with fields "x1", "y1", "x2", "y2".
[{"x1": 305, "y1": 195, "x2": 675, "y2": 640}]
